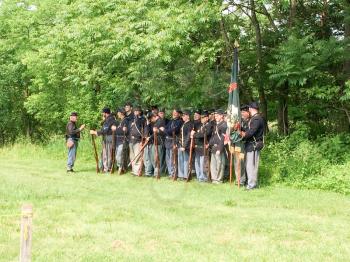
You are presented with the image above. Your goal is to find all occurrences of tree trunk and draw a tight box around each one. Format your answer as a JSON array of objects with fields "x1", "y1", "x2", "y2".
[
  {"x1": 343, "y1": 0, "x2": 350, "y2": 80},
  {"x1": 249, "y1": 0, "x2": 268, "y2": 122},
  {"x1": 277, "y1": 82, "x2": 289, "y2": 135},
  {"x1": 342, "y1": 0, "x2": 350, "y2": 131},
  {"x1": 288, "y1": 0, "x2": 297, "y2": 27}
]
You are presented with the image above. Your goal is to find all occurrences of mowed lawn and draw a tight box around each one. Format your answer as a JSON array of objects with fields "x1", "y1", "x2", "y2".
[{"x1": 1, "y1": 148, "x2": 350, "y2": 261}]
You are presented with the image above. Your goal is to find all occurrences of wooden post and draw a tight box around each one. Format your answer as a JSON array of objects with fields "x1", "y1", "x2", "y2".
[
  {"x1": 236, "y1": 152, "x2": 241, "y2": 188},
  {"x1": 20, "y1": 204, "x2": 33, "y2": 262}
]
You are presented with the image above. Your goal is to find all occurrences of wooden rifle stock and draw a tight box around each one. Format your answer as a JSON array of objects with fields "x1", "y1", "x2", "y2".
[
  {"x1": 172, "y1": 131, "x2": 178, "y2": 181},
  {"x1": 204, "y1": 129, "x2": 211, "y2": 182},
  {"x1": 110, "y1": 130, "x2": 116, "y2": 174},
  {"x1": 137, "y1": 126, "x2": 145, "y2": 177},
  {"x1": 229, "y1": 147, "x2": 233, "y2": 185},
  {"x1": 154, "y1": 130, "x2": 160, "y2": 179},
  {"x1": 128, "y1": 138, "x2": 149, "y2": 167},
  {"x1": 91, "y1": 134, "x2": 100, "y2": 173},
  {"x1": 186, "y1": 129, "x2": 195, "y2": 182},
  {"x1": 118, "y1": 131, "x2": 125, "y2": 175}
]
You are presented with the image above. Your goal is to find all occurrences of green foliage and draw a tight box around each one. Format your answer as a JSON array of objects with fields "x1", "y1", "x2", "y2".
[
  {"x1": 0, "y1": 0, "x2": 349, "y2": 143},
  {"x1": 262, "y1": 127, "x2": 350, "y2": 195}
]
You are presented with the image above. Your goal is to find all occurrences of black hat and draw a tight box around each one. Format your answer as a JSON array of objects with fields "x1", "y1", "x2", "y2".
[
  {"x1": 159, "y1": 108, "x2": 165, "y2": 113},
  {"x1": 151, "y1": 105, "x2": 159, "y2": 110},
  {"x1": 70, "y1": 112, "x2": 78, "y2": 117},
  {"x1": 183, "y1": 110, "x2": 191, "y2": 116},
  {"x1": 249, "y1": 102, "x2": 259, "y2": 110},
  {"x1": 124, "y1": 102, "x2": 133, "y2": 107},
  {"x1": 240, "y1": 104, "x2": 249, "y2": 112},
  {"x1": 134, "y1": 106, "x2": 142, "y2": 112},
  {"x1": 146, "y1": 111, "x2": 156, "y2": 119},
  {"x1": 173, "y1": 108, "x2": 182, "y2": 114},
  {"x1": 201, "y1": 110, "x2": 209, "y2": 117},
  {"x1": 215, "y1": 109, "x2": 224, "y2": 115},
  {"x1": 117, "y1": 108, "x2": 126, "y2": 115},
  {"x1": 194, "y1": 109, "x2": 201, "y2": 115},
  {"x1": 102, "y1": 107, "x2": 111, "y2": 114}
]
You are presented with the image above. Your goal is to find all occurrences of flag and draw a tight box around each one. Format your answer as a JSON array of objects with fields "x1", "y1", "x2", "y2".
[{"x1": 227, "y1": 41, "x2": 242, "y2": 148}]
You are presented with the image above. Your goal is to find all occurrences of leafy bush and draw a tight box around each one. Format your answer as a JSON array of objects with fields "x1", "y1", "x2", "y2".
[{"x1": 261, "y1": 126, "x2": 350, "y2": 195}]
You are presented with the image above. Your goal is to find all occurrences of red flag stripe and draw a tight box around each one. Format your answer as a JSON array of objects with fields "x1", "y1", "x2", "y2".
[{"x1": 228, "y1": 82, "x2": 237, "y2": 92}]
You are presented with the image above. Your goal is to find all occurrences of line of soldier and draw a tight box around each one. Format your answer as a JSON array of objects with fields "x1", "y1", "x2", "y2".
[{"x1": 66, "y1": 102, "x2": 265, "y2": 190}]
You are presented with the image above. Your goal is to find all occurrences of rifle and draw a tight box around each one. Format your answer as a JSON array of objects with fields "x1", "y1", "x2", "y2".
[
  {"x1": 128, "y1": 137, "x2": 149, "y2": 167},
  {"x1": 186, "y1": 129, "x2": 195, "y2": 182},
  {"x1": 229, "y1": 146, "x2": 233, "y2": 185},
  {"x1": 91, "y1": 134, "x2": 100, "y2": 173},
  {"x1": 172, "y1": 131, "x2": 178, "y2": 181},
  {"x1": 137, "y1": 126, "x2": 145, "y2": 177},
  {"x1": 110, "y1": 130, "x2": 116, "y2": 174},
  {"x1": 118, "y1": 126, "x2": 128, "y2": 175},
  {"x1": 137, "y1": 139, "x2": 145, "y2": 177},
  {"x1": 236, "y1": 151, "x2": 241, "y2": 188},
  {"x1": 203, "y1": 128, "x2": 211, "y2": 182},
  {"x1": 154, "y1": 129, "x2": 160, "y2": 179}
]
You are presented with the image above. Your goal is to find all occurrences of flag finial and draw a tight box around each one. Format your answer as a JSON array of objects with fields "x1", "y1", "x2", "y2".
[{"x1": 234, "y1": 40, "x2": 239, "y2": 48}]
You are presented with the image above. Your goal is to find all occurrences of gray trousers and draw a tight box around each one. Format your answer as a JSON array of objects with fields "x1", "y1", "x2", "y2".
[
  {"x1": 101, "y1": 135, "x2": 113, "y2": 172},
  {"x1": 178, "y1": 150, "x2": 189, "y2": 179},
  {"x1": 210, "y1": 152, "x2": 225, "y2": 183},
  {"x1": 245, "y1": 150, "x2": 260, "y2": 189},
  {"x1": 144, "y1": 144, "x2": 164, "y2": 177},
  {"x1": 129, "y1": 142, "x2": 141, "y2": 175},
  {"x1": 195, "y1": 155, "x2": 207, "y2": 181},
  {"x1": 234, "y1": 152, "x2": 246, "y2": 185},
  {"x1": 166, "y1": 148, "x2": 175, "y2": 177},
  {"x1": 116, "y1": 143, "x2": 124, "y2": 168},
  {"x1": 67, "y1": 139, "x2": 78, "y2": 170}
]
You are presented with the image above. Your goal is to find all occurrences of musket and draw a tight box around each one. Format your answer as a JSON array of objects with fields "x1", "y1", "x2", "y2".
[
  {"x1": 203, "y1": 128, "x2": 211, "y2": 182},
  {"x1": 236, "y1": 151, "x2": 241, "y2": 188},
  {"x1": 110, "y1": 130, "x2": 116, "y2": 174},
  {"x1": 137, "y1": 139, "x2": 145, "y2": 177},
  {"x1": 172, "y1": 130, "x2": 178, "y2": 181},
  {"x1": 229, "y1": 146, "x2": 233, "y2": 185},
  {"x1": 118, "y1": 123, "x2": 127, "y2": 175},
  {"x1": 154, "y1": 129, "x2": 160, "y2": 179},
  {"x1": 137, "y1": 125, "x2": 145, "y2": 177},
  {"x1": 186, "y1": 128, "x2": 195, "y2": 182},
  {"x1": 128, "y1": 137, "x2": 149, "y2": 167},
  {"x1": 91, "y1": 134, "x2": 100, "y2": 173}
]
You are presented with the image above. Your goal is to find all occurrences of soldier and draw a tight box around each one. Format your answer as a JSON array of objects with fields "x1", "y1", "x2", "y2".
[
  {"x1": 112, "y1": 108, "x2": 129, "y2": 174},
  {"x1": 177, "y1": 110, "x2": 193, "y2": 180},
  {"x1": 143, "y1": 112, "x2": 165, "y2": 177},
  {"x1": 124, "y1": 102, "x2": 134, "y2": 126},
  {"x1": 209, "y1": 109, "x2": 216, "y2": 128},
  {"x1": 209, "y1": 109, "x2": 227, "y2": 184},
  {"x1": 158, "y1": 107, "x2": 168, "y2": 173},
  {"x1": 240, "y1": 102, "x2": 265, "y2": 190},
  {"x1": 158, "y1": 108, "x2": 169, "y2": 126},
  {"x1": 193, "y1": 110, "x2": 202, "y2": 130},
  {"x1": 234, "y1": 105, "x2": 250, "y2": 186},
  {"x1": 128, "y1": 106, "x2": 146, "y2": 176},
  {"x1": 151, "y1": 105, "x2": 159, "y2": 115},
  {"x1": 163, "y1": 109, "x2": 183, "y2": 178},
  {"x1": 90, "y1": 108, "x2": 116, "y2": 173},
  {"x1": 191, "y1": 110, "x2": 212, "y2": 182},
  {"x1": 65, "y1": 112, "x2": 85, "y2": 172}
]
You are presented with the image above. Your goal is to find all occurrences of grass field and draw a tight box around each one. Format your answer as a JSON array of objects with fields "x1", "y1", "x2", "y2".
[{"x1": 0, "y1": 142, "x2": 350, "y2": 261}]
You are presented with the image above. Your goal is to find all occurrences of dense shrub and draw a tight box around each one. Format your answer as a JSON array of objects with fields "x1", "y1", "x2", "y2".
[{"x1": 261, "y1": 124, "x2": 350, "y2": 194}]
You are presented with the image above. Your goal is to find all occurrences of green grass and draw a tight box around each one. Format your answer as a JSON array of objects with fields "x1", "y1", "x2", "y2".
[{"x1": 1, "y1": 141, "x2": 350, "y2": 261}]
